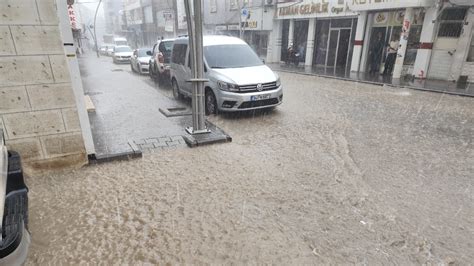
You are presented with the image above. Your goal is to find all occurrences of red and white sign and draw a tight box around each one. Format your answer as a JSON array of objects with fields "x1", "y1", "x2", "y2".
[{"x1": 68, "y1": 5, "x2": 77, "y2": 30}]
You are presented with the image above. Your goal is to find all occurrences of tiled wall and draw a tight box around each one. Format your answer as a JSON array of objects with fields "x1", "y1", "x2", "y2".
[{"x1": 0, "y1": 0, "x2": 87, "y2": 174}]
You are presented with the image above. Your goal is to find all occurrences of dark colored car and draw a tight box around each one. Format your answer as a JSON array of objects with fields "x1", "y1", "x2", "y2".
[
  {"x1": 0, "y1": 129, "x2": 30, "y2": 264},
  {"x1": 148, "y1": 38, "x2": 175, "y2": 83}
]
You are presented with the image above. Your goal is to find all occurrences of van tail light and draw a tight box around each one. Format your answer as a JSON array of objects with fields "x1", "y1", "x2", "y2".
[{"x1": 158, "y1": 52, "x2": 164, "y2": 63}]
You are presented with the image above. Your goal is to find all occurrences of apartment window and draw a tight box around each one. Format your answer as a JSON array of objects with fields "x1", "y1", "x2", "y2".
[
  {"x1": 468, "y1": 35, "x2": 474, "y2": 62},
  {"x1": 437, "y1": 8, "x2": 467, "y2": 38},
  {"x1": 230, "y1": 0, "x2": 238, "y2": 10},
  {"x1": 210, "y1": 0, "x2": 217, "y2": 13}
]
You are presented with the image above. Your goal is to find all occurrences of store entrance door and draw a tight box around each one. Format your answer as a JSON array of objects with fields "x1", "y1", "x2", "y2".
[
  {"x1": 326, "y1": 28, "x2": 352, "y2": 75},
  {"x1": 366, "y1": 26, "x2": 402, "y2": 73}
]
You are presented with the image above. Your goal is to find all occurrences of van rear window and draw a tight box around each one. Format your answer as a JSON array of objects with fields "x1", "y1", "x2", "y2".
[{"x1": 204, "y1": 44, "x2": 263, "y2": 69}]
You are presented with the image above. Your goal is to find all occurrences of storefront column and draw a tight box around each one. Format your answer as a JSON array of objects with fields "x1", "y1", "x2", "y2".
[
  {"x1": 360, "y1": 13, "x2": 374, "y2": 73},
  {"x1": 350, "y1": 11, "x2": 368, "y2": 72},
  {"x1": 267, "y1": 20, "x2": 283, "y2": 63},
  {"x1": 288, "y1": 19, "x2": 295, "y2": 46},
  {"x1": 413, "y1": 7, "x2": 438, "y2": 79},
  {"x1": 393, "y1": 7, "x2": 414, "y2": 79},
  {"x1": 305, "y1": 18, "x2": 316, "y2": 66}
]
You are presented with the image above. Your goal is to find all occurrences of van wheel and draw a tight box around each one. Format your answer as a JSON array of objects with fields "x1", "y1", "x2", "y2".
[
  {"x1": 172, "y1": 80, "x2": 183, "y2": 100},
  {"x1": 205, "y1": 90, "x2": 217, "y2": 115}
]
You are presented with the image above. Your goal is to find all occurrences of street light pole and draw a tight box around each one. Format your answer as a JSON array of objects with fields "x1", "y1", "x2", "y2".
[
  {"x1": 184, "y1": 0, "x2": 208, "y2": 134},
  {"x1": 93, "y1": 0, "x2": 103, "y2": 57}
]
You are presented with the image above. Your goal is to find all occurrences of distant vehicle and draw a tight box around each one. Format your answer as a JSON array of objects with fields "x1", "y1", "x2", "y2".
[
  {"x1": 99, "y1": 43, "x2": 113, "y2": 56},
  {"x1": 130, "y1": 48, "x2": 152, "y2": 74},
  {"x1": 113, "y1": 37, "x2": 128, "y2": 46},
  {"x1": 149, "y1": 38, "x2": 174, "y2": 82},
  {"x1": 106, "y1": 46, "x2": 114, "y2": 56},
  {"x1": 112, "y1": 46, "x2": 133, "y2": 64},
  {"x1": 103, "y1": 34, "x2": 114, "y2": 44},
  {"x1": 170, "y1": 35, "x2": 282, "y2": 115},
  {"x1": 0, "y1": 129, "x2": 30, "y2": 265}
]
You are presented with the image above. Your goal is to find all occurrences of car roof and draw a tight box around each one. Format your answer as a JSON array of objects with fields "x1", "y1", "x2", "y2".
[
  {"x1": 174, "y1": 35, "x2": 246, "y2": 46},
  {"x1": 115, "y1": 45, "x2": 131, "y2": 48}
]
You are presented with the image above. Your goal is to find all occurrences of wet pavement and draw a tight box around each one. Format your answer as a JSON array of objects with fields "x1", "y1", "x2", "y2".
[
  {"x1": 26, "y1": 70, "x2": 473, "y2": 264},
  {"x1": 270, "y1": 63, "x2": 474, "y2": 97},
  {"x1": 79, "y1": 54, "x2": 192, "y2": 156}
]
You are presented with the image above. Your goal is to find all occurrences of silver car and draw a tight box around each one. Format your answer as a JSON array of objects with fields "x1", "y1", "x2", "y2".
[
  {"x1": 130, "y1": 48, "x2": 152, "y2": 74},
  {"x1": 170, "y1": 35, "x2": 282, "y2": 115}
]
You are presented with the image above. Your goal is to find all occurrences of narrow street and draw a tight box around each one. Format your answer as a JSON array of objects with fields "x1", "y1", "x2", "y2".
[{"x1": 26, "y1": 69, "x2": 473, "y2": 264}]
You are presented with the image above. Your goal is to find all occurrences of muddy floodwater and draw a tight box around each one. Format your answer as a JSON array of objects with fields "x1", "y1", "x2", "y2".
[{"x1": 26, "y1": 73, "x2": 473, "y2": 264}]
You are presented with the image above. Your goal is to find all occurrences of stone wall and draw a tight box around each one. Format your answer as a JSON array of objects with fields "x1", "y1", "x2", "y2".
[{"x1": 0, "y1": 0, "x2": 87, "y2": 174}]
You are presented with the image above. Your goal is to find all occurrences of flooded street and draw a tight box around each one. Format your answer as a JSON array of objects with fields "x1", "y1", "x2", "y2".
[{"x1": 26, "y1": 72, "x2": 473, "y2": 264}]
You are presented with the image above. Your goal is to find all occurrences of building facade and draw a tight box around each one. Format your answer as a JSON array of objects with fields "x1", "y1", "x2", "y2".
[
  {"x1": 203, "y1": 0, "x2": 277, "y2": 59},
  {"x1": 0, "y1": 0, "x2": 88, "y2": 174},
  {"x1": 267, "y1": 0, "x2": 474, "y2": 82},
  {"x1": 123, "y1": 0, "x2": 184, "y2": 48}
]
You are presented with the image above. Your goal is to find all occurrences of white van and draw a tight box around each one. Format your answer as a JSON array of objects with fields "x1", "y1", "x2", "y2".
[
  {"x1": 113, "y1": 37, "x2": 128, "y2": 46},
  {"x1": 170, "y1": 35, "x2": 283, "y2": 115}
]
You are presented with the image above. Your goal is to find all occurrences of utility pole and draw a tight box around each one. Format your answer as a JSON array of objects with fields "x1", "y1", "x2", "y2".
[
  {"x1": 93, "y1": 0, "x2": 103, "y2": 57},
  {"x1": 184, "y1": 0, "x2": 209, "y2": 134}
]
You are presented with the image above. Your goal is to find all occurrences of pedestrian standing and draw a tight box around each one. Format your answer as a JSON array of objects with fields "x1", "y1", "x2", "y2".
[
  {"x1": 369, "y1": 32, "x2": 384, "y2": 75},
  {"x1": 383, "y1": 35, "x2": 400, "y2": 76}
]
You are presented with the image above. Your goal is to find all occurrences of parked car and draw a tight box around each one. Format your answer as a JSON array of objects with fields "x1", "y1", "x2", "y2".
[
  {"x1": 106, "y1": 46, "x2": 115, "y2": 56},
  {"x1": 170, "y1": 35, "x2": 282, "y2": 115},
  {"x1": 130, "y1": 48, "x2": 152, "y2": 74},
  {"x1": 0, "y1": 129, "x2": 30, "y2": 264},
  {"x1": 112, "y1": 45, "x2": 133, "y2": 64},
  {"x1": 149, "y1": 38, "x2": 174, "y2": 82},
  {"x1": 99, "y1": 43, "x2": 113, "y2": 56}
]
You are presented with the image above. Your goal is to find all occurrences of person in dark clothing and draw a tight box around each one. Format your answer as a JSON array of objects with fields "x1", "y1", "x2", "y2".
[
  {"x1": 383, "y1": 35, "x2": 400, "y2": 76},
  {"x1": 369, "y1": 32, "x2": 384, "y2": 75}
]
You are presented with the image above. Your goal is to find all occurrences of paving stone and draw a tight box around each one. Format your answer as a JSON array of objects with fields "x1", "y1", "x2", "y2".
[
  {"x1": 166, "y1": 140, "x2": 181, "y2": 146},
  {"x1": 153, "y1": 142, "x2": 168, "y2": 148},
  {"x1": 158, "y1": 136, "x2": 171, "y2": 143},
  {"x1": 145, "y1": 138, "x2": 158, "y2": 144},
  {"x1": 170, "y1": 136, "x2": 183, "y2": 142},
  {"x1": 139, "y1": 143, "x2": 154, "y2": 150}
]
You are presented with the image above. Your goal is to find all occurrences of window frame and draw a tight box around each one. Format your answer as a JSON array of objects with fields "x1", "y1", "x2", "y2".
[
  {"x1": 467, "y1": 34, "x2": 474, "y2": 62},
  {"x1": 437, "y1": 8, "x2": 467, "y2": 38}
]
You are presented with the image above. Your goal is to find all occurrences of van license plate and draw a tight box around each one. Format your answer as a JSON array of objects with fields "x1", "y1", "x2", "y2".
[{"x1": 251, "y1": 94, "x2": 270, "y2": 101}]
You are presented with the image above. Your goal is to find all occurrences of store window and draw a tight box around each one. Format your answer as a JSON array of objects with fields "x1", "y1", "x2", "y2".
[
  {"x1": 437, "y1": 8, "x2": 467, "y2": 38},
  {"x1": 468, "y1": 35, "x2": 474, "y2": 62}
]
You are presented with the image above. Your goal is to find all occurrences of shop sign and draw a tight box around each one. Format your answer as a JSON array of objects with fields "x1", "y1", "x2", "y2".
[
  {"x1": 373, "y1": 12, "x2": 389, "y2": 24},
  {"x1": 348, "y1": 0, "x2": 435, "y2": 11},
  {"x1": 215, "y1": 25, "x2": 227, "y2": 31},
  {"x1": 241, "y1": 21, "x2": 258, "y2": 29},
  {"x1": 228, "y1": 24, "x2": 240, "y2": 30},
  {"x1": 68, "y1": 5, "x2": 77, "y2": 30},
  {"x1": 277, "y1": 0, "x2": 355, "y2": 19}
]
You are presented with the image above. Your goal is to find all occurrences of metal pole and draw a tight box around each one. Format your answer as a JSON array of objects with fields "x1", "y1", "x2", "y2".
[
  {"x1": 184, "y1": 0, "x2": 209, "y2": 134},
  {"x1": 93, "y1": 0, "x2": 103, "y2": 58}
]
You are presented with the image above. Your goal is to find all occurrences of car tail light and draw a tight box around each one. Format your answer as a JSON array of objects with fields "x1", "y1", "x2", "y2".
[{"x1": 158, "y1": 52, "x2": 164, "y2": 63}]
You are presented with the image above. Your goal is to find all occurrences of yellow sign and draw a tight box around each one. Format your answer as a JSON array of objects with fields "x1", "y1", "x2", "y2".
[{"x1": 278, "y1": 2, "x2": 329, "y2": 17}]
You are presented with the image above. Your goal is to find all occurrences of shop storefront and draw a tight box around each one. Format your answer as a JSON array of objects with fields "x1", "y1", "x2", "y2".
[
  {"x1": 365, "y1": 9, "x2": 424, "y2": 75},
  {"x1": 274, "y1": 0, "x2": 358, "y2": 76}
]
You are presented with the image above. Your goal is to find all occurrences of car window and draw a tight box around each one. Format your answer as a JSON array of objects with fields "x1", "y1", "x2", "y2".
[
  {"x1": 159, "y1": 41, "x2": 174, "y2": 53},
  {"x1": 204, "y1": 44, "x2": 263, "y2": 69},
  {"x1": 115, "y1": 46, "x2": 132, "y2": 53},
  {"x1": 138, "y1": 49, "x2": 151, "y2": 57},
  {"x1": 172, "y1": 44, "x2": 187, "y2": 65}
]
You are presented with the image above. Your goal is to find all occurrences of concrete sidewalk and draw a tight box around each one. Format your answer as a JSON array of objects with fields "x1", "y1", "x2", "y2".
[
  {"x1": 78, "y1": 54, "x2": 191, "y2": 157},
  {"x1": 270, "y1": 63, "x2": 474, "y2": 97}
]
